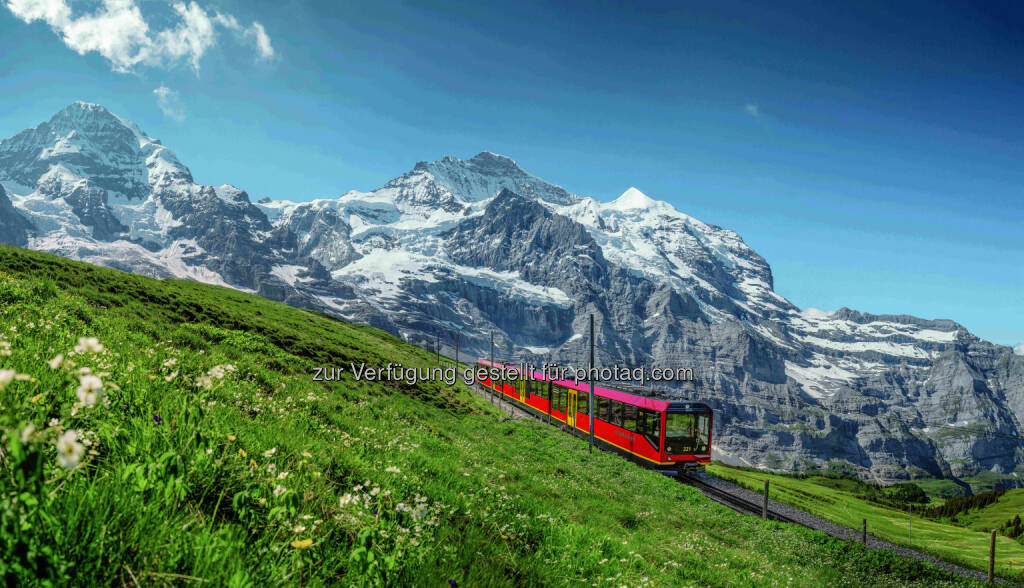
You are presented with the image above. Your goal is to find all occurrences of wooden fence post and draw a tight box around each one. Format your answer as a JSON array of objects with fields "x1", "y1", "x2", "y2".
[
  {"x1": 862, "y1": 518, "x2": 867, "y2": 545},
  {"x1": 762, "y1": 479, "x2": 769, "y2": 519},
  {"x1": 990, "y1": 529, "x2": 996, "y2": 583}
]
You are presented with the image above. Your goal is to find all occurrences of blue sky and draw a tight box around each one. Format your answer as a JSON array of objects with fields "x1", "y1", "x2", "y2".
[{"x1": 1, "y1": 0, "x2": 1022, "y2": 346}]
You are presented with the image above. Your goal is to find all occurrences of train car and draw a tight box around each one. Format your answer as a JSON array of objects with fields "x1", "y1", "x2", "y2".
[{"x1": 476, "y1": 359, "x2": 712, "y2": 474}]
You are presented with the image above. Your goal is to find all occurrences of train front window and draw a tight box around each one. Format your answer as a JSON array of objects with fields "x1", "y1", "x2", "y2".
[{"x1": 664, "y1": 411, "x2": 710, "y2": 455}]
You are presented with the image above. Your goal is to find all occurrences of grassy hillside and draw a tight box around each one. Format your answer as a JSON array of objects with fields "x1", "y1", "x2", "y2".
[
  {"x1": 953, "y1": 489, "x2": 1024, "y2": 534},
  {"x1": 0, "y1": 244, "x2": 979, "y2": 587},
  {"x1": 708, "y1": 463, "x2": 1024, "y2": 581}
]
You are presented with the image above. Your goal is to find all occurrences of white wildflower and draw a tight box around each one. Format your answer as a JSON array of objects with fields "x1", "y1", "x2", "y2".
[
  {"x1": 273, "y1": 484, "x2": 287, "y2": 497},
  {"x1": 412, "y1": 503, "x2": 427, "y2": 521},
  {"x1": 75, "y1": 374, "x2": 103, "y2": 407},
  {"x1": 56, "y1": 430, "x2": 84, "y2": 469},
  {"x1": 74, "y1": 337, "x2": 103, "y2": 354},
  {"x1": 0, "y1": 369, "x2": 15, "y2": 389},
  {"x1": 48, "y1": 354, "x2": 65, "y2": 369}
]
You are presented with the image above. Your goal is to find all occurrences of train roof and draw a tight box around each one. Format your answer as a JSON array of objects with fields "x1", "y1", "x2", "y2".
[{"x1": 477, "y1": 359, "x2": 711, "y2": 413}]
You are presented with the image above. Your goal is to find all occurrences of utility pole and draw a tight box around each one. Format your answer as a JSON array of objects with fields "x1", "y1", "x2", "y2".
[
  {"x1": 490, "y1": 331, "x2": 495, "y2": 402},
  {"x1": 862, "y1": 518, "x2": 867, "y2": 545},
  {"x1": 589, "y1": 314, "x2": 595, "y2": 453}
]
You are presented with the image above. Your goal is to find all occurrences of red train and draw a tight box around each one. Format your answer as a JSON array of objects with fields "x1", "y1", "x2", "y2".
[{"x1": 476, "y1": 359, "x2": 712, "y2": 474}]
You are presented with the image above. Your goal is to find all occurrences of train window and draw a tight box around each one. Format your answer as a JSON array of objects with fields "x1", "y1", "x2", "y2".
[
  {"x1": 621, "y1": 403, "x2": 637, "y2": 432},
  {"x1": 560, "y1": 386, "x2": 568, "y2": 413},
  {"x1": 578, "y1": 391, "x2": 589, "y2": 415},
  {"x1": 664, "y1": 411, "x2": 711, "y2": 455},
  {"x1": 697, "y1": 414, "x2": 710, "y2": 450},
  {"x1": 610, "y1": 401, "x2": 623, "y2": 427},
  {"x1": 637, "y1": 410, "x2": 660, "y2": 446}
]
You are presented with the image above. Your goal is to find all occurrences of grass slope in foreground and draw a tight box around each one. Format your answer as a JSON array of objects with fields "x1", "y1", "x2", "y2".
[
  {"x1": 0, "y1": 245, "x2": 978, "y2": 587},
  {"x1": 707, "y1": 463, "x2": 1024, "y2": 582}
]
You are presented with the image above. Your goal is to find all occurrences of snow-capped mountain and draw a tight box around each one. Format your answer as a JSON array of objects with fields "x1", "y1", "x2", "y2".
[{"x1": 2, "y1": 102, "x2": 1023, "y2": 483}]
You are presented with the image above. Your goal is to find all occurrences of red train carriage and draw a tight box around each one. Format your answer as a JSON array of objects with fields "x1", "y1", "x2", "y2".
[{"x1": 476, "y1": 359, "x2": 711, "y2": 474}]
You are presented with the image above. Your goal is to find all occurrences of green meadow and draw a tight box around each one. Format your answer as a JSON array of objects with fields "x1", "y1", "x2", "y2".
[
  {"x1": 0, "y1": 244, "x2": 980, "y2": 586},
  {"x1": 708, "y1": 463, "x2": 1024, "y2": 582}
]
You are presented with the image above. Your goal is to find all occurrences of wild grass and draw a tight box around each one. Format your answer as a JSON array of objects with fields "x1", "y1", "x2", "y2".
[{"x1": 0, "y1": 245, "x2": 979, "y2": 586}]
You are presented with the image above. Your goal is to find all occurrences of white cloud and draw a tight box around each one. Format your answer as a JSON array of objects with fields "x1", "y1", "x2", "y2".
[
  {"x1": 1014, "y1": 344, "x2": 1024, "y2": 357},
  {"x1": 249, "y1": 22, "x2": 274, "y2": 60},
  {"x1": 744, "y1": 103, "x2": 760, "y2": 117},
  {"x1": 153, "y1": 85, "x2": 185, "y2": 121},
  {"x1": 4, "y1": 0, "x2": 275, "y2": 72}
]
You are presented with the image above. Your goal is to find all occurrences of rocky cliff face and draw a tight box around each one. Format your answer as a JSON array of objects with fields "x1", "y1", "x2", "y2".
[
  {"x1": 0, "y1": 184, "x2": 33, "y2": 246},
  {"x1": 2, "y1": 102, "x2": 1022, "y2": 483}
]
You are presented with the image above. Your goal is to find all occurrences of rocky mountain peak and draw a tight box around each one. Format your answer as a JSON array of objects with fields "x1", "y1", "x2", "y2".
[
  {"x1": 0, "y1": 101, "x2": 194, "y2": 199},
  {"x1": 609, "y1": 186, "x2": 659, "y2": 210},
  {"x1": 467, "y1": 150, "x2": 518, "y2": 168}
]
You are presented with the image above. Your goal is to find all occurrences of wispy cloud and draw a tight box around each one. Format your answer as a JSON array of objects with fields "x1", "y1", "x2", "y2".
[
  {"x1": 153, "y1": 85, "x2": 185, "y2": 121},
  {"x1": 1015, "y1": 344, "x2": 1024, "y2": 356},
  {"x1": 3, "y1": 0, "x2": 275, "y2": 73},
  {"x1": 744, "y1": 103, "x2": 761, "y2": 118}
]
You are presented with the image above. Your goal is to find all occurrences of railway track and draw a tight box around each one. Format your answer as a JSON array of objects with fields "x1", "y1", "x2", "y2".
[{"x1": 678, "y1": 472, "x2": 797, "y2": 523}]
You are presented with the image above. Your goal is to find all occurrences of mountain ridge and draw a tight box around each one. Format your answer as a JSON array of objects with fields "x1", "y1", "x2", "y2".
[{"x1": 1, "y1": 102, "x2": 1022, "y2": 483}]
